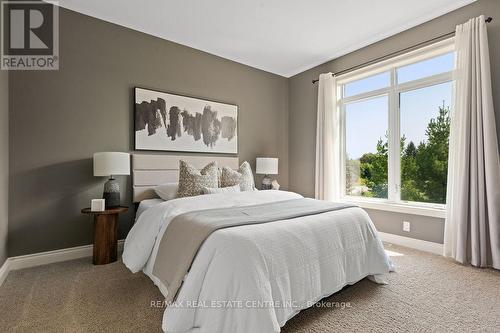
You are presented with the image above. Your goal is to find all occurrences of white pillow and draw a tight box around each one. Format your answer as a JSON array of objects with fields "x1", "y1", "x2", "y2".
[
  {"x1": 220, "y1": 161, "x2": 255, "y2": 191},
  {"x1": 202, "y1": 184, "x2": 241, "y2": 194},
  {"x1": 154, "y1": 182, "x2": 178, "y2": 201}
]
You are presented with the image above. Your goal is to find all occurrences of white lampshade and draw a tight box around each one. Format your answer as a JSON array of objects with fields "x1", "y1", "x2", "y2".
[
  {"x1": 256, "y1": 157, "x2": 278, "y2": 175},
  {"x1": 93, "y1": 152, "x2": 130, "y2": 176}
]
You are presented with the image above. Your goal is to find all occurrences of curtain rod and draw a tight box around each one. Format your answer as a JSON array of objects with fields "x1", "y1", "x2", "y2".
[{"x1": 312, "y1": 16, "x2": 493, "y2": 84}]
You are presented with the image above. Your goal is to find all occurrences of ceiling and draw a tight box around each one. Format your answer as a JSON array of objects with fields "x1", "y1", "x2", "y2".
[{"x1": 56, "y1": 0, "x2": 475, "y2": 77}]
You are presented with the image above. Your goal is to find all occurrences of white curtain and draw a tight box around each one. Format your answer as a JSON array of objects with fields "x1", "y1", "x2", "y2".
[
  {"x1": 315, "y1": 73, "x2": 341, "y2": 201},
  {"x1": 444, "y1": 15, "x2": 500, "y2": 269}
]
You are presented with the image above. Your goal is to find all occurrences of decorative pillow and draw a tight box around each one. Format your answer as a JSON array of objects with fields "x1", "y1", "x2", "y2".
[
  {"x1": 202, "y1": 184, "x2": 241, "y2": 194},
  {"x1": 220, "y1": 161, "x2": 255, "y2": 191},
  {"x1": 217, "y1": 167, "x2": 223, "y2": 187},
  {"x1": 177, "y1": 161, "x2": 219, "y2": 198},
  {"x1": 220, "y1": 167, "x2": 242, "y2": 187},
  {"x1": 154, "y1": 182, "x2": 178, "y2": 201}
]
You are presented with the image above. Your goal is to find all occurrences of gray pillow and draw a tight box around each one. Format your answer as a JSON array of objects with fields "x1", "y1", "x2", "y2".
[
  {"x1": 202, "y1": 184, "x2": 241, "y2": 194},
  {"x1": 220, "y1": 161, "x2": 255, "y2": 191},
  {"x1": 177, "y1": 160, "x2": 219, "y2": 198}
]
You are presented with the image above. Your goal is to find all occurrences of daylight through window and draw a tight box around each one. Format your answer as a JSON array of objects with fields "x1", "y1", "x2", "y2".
[{"x1": 339, "y1": 39, "x2": 454, "y2": 206}]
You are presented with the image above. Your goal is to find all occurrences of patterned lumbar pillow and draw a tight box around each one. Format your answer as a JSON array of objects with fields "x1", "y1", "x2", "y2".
[
  {"x1": 220, "y1": 161, "x2": 255, "y2": 191},
  {"x1": 202, "y1": 184, "x2": 241, "y2": 194},
  {"x1": 177, "y1": 160, "x2": 219, "y2": 198}
]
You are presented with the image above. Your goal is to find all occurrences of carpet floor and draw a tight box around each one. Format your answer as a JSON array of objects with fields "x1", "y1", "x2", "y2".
[{"x1": 0, "y1": 243, "x2": 499, "y2": 332}]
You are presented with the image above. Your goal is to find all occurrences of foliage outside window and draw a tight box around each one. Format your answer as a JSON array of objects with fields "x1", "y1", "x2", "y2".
[{"x1": 340, "y1": 41, "x2": 454, "y2": 207}]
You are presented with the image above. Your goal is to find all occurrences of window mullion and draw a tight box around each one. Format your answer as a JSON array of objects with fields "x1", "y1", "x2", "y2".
[
  {"x1": 388, "y1": 68, "x2": 401, "y2": 202},
  {"x1": 340, "y1": 101, "x2": 347, "y2": 197}
]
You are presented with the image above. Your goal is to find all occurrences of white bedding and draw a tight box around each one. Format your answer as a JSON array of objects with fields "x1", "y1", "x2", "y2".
[
  {"x1": 135, "y1": 198, "x2": 164, "y2": 221},
  {"x1": 123, "y1": 190, "x2": 392, "y2": 333}
]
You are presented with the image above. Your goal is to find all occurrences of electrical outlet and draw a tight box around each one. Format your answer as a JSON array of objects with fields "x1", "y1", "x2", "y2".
[{"x1": 403, "y1": 221, "x2": 411, "y2": 232}]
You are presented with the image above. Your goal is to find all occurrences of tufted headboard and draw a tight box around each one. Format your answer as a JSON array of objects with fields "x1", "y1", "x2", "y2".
[{"x1": 132, "y1": 154, "x2": 240, "y2": 202}]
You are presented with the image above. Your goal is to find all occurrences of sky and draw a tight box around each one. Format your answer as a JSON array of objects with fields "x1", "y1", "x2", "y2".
[{"x1": 345, "y1": 52, "x2": 454, "y2": 160}]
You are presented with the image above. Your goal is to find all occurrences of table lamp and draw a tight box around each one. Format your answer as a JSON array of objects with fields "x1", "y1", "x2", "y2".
[
  {"x1": 256, "y1": 157, "x2": 278, "y2": 190},
  {"x1": 93, "y1": 152, "x2": 130, "y2": 208}
]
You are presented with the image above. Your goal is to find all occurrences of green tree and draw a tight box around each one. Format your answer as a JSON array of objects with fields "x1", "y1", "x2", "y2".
[
  {"x1": 359, "y1": 137, "x2": 388, "y2": 198},
  {"x1": 358, "y1": 102, "x2": 450, "y2": 204},
  {"x1": 401, "y1": 139, "x2": 426, "y2": 202},
  {"x1": 414, "y1": 104, "x2": 450, "y2": 203}
]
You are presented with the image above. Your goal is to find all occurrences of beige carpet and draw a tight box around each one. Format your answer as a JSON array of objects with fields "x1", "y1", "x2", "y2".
[{"x1": 1, "y1": 244, "x2": 499, "y2": 332}]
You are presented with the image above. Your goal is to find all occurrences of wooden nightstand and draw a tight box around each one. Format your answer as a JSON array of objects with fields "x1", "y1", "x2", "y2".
[{"x1": 81, "y1": 206, "x2": 128, "y2": 265}]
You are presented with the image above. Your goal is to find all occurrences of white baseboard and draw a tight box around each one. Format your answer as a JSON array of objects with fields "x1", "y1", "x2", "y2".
[
  {"x1": 0, "y1": 258, "x2": 9, "y2": 287},
  {"x1": 378, "y1": 232, "x2": 443, "y2": 255},
  {"x1": 0, "y1": 233, "x2": 443, "y2": 287},
  {"x1": 0, "y1": 240, "x2": 125, "y2": 287}
]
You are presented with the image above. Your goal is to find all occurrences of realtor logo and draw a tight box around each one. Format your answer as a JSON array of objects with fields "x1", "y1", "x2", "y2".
[{"x1": 1, "y1": 1, "x2": 59, "y2": 70}]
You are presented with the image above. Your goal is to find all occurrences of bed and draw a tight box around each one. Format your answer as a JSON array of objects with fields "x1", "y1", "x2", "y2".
[{"x1": 123, "y1": 154, "x2": 393, "y2": 333}]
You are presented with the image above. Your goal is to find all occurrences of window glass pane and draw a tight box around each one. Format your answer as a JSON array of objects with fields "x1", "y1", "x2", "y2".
[
  {"x1": 345, "y1": 95, "x2": 388, "y2": 199},
  {"x1": 400, "y1": 81, "x2": 452, "y2": 204},
  {"x1": 397, "y1": 52, "x2": 454, "y2": 84},
  {"x1": 344, "y1": 72, "x2": 390, "y2": 97}
]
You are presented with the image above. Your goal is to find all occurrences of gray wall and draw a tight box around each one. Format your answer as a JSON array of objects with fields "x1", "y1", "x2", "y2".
[
  {"x1": 8, "y1": 8, "x2": 289, "y2": 256},
  {"x1": 7, "y1": 0, "x2": 500, "y2": 257},
  {"x1": 0, "y1": 56, "x2": 8, "y2": 265},
  {"x1": 288, "y1": 0, "x2": 500, "y2": 243}
]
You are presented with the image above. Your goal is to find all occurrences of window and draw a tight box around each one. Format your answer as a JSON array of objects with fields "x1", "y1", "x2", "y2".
[
  {"x1": 338, "y1": 39, "x2": 454, "y2": 211},
  {"x1": 400, "y1": 82, "x2": 452, "y2": 204},
  {"x1": 397, "y1": 52, "x2": 454, "y2": 83},
  {"x1": 344, "y1": 71, "x2": 390, "y2": 97},
  {"x1": 345, "y1": 96, "x2": 388, "y2": 199}
]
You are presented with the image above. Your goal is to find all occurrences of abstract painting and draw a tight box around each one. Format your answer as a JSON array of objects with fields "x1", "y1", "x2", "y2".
[{"x1": 134, "y1": 87, "x2": 238, "y2": 154}]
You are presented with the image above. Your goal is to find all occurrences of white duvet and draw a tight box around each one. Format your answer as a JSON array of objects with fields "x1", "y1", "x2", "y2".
[{"x1": 123, "y1": 190, "x2": 392, "y2": 333}]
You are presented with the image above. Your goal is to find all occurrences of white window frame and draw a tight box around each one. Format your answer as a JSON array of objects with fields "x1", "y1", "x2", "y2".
[{"x1": 337, "y1": 38, "x2": 454, "y2": 218}]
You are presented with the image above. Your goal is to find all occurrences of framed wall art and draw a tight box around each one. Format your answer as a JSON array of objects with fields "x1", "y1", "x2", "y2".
[{"x1": 134, "y1": 87, "x2": 238, "y2": 154}]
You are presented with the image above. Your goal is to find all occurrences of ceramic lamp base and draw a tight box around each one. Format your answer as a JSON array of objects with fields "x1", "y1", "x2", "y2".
[
  {"x1": 103, "y1": 177, "x2": 120, "y2": 208},
  {"x1": 261, "y1": 175, "x2": 272, "y2": 190}
]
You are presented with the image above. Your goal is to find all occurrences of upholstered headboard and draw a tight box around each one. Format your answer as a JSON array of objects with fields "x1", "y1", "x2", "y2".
[{"x1": 132, "y1": 154, "x2": 240, "y2": 202}]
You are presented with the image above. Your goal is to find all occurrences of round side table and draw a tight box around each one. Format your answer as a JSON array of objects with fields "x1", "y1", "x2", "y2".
[{"x1": 81, "y1": 206, "x2": 128, "y2": 265}]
